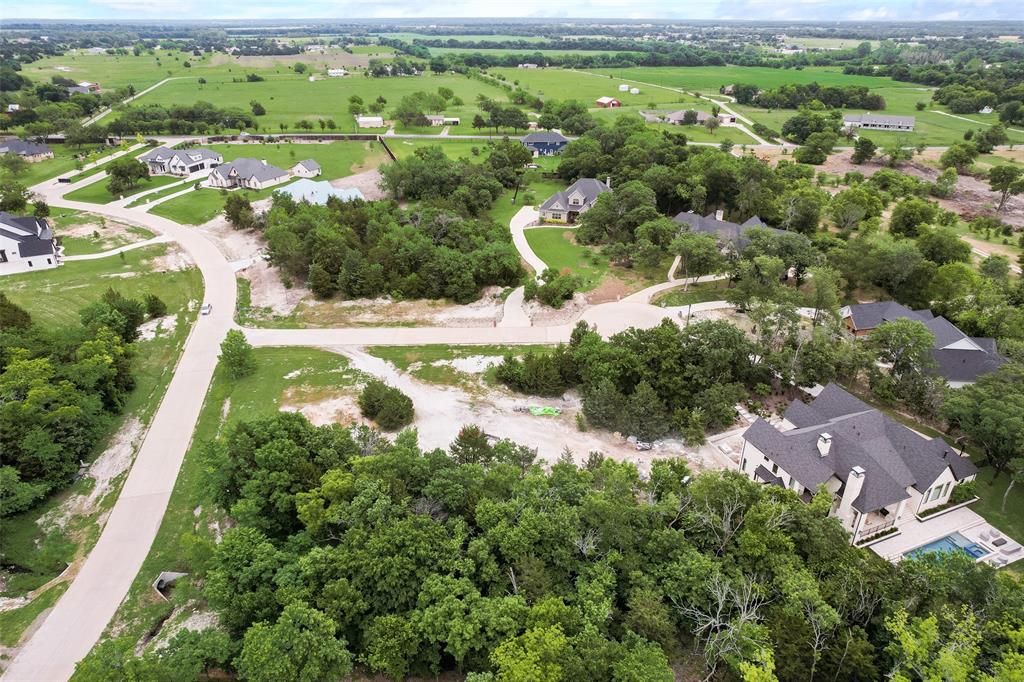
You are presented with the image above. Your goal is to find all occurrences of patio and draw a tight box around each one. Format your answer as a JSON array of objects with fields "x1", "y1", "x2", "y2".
[{"x1": 867, "y1": 506, "x2": 1023, "y2": 567}]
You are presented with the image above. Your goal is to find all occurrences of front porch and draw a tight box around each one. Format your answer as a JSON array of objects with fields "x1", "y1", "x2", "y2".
[{"x1": 866, "y1": 506, "x2": 1022, "y2": 567}]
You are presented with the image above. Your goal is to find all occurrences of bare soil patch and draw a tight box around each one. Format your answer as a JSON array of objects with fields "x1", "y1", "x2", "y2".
[
  {"x1": 331, "y1": 168, "x2": 386, "y2": 200},
  {"x1": 58, "y1": 216, "x2": 152, "y2": 251}
]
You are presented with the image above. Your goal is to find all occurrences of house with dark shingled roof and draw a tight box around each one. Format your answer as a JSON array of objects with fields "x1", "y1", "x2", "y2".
[
  {"x1": 740, "y1": 383, "x2": 977, "y2": 545},
  {"x1": 0, "y1": 212, "x2": 62, "y2": 275}
]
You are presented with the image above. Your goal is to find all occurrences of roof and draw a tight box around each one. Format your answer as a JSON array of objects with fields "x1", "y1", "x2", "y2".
[
  {"x1": 0, "y1": 139, "x2": 52, "y2": 157},
  {"x1": 140, "y1": 146, "x2": 221, "y2": 166},
  {"x1": 844, "y1": 113, "x2": 916, "y2": 127},
  {"x1": 212, "y1": 158, "x2": 287, "y2": 183},
  {"x1": 744, "y1": 383, "x2": 976, "y2": 513},
  {"x1": 540, "y1": 178, "x2": 610, "y2": 213},
  {"x1": 294, "y1": 159, "x2": 321, "y2": 172},
  {"x1": 0, "y1": 212, "x2": 57, "y2": 257},
  {"x1": 673, "y1": 211, "x2": 783, "y2": 250},
  {"x1": 844, "y1": 303, "x2": 1006, "y2": 383},
  {"x1": 522, "y1": 131, "x2": 568, "y2": 145},
  {"x1": 665, "y1": 109, "x2": 712, "y2": 123},
  {"x1": 276, "y1": 179, "x2": 364, "y2": 205},
  {"x1": 595, "y1": 96, "x2": 619, "y2": 104}
]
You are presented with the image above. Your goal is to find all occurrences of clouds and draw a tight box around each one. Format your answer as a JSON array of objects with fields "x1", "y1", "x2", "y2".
[{"x1": 3, "y1": 0, "x2": 1021, "y2": 20}]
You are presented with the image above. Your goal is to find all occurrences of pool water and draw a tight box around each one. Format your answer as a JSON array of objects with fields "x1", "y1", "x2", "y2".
[{"x1": 906, "y1": 532, "x2": 988, "y2": 560}]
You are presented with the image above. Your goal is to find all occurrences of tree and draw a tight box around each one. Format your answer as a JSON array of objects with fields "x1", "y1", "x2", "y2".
[
  {"x1": 0, "y1": 291, "x2": 31, "y2": 329},
  {"x1": 850, "y1": 137, "x2": 877, "y2": 164},
  {"x1": 583, "y1": 378, "x2": 626, "y2": 431},
  {"x1": 236, "y1": 602, "x2": 353, "y2": 682},
  {"x1": 491, "y1": 626, "x2": 568, "y2": 682},
  {"x1": 621, "y1": 381, "x2": 669, "y2": 442},
  {"x1": 942, "y1": 364, "x2": 1024, "y2": 474},
  {"x1": 803, "y1": 266, "x2": 844, "y2": 327},
  {"x1": 880, "y1": 140, "x2": 912, "y2": 168},
  {"x1": 105, "y1": 157, "x2": 148, "y2": 196},
  {"x1": 777, "y1": 185, "x2": 829, "y2": 234},
  {"x1": 704, "y1": 117, "x2": 721, "y2": 135},
  {"x1": 939, "y1": 142, "x2": 979, "y2": 173},
  {"x1": 884, "y1": 609, "x2": 981, "y2": 682},
  {"x1": 979, "y1": 254, "x2": 1010, "y2": 283},
  {"x1": 1002, "y1": 458, "x2": 1024, "y2": 512},
  {"x1": 670, "y1": 232, "x2": 725, "y2": 289},
  {"x1": 889, "y1": 197, "x2": 938, "y2": 238},
  {"x1": 225, "y1": 193, "x2": 255, "y2": 229},
  {"x1": 358, "y1": 379, "x2": 414, "y2": 430},
  {"x1": 916, "y1": 226, "x2": 971, "y2": 265},
  {"x1": 32, "y1": 200, "x2": 50, "y2": 219},
  {"x1": 988, "y1": 165, "x2": 1024, "y2": 212},
  {"x1": 219, "y1": 329, "x2": 256, "y2": 379},
  {"x1": 250, "y1": 100, "x2": 266, "y2": 116},
  {"x1": 828, "y1": 185, "x2": 883, "y2": 232},
  {"x1": 0, "y1": 177, "x2": 30, "y2": 212}
]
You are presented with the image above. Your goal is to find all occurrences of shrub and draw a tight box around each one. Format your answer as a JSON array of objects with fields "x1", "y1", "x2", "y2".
[
  {"x1": 359, "y1": 380, "x2": 414, "y2": 430},
  {"x1": 143, "y1": 294, "x2": 167, "y2": 318}
]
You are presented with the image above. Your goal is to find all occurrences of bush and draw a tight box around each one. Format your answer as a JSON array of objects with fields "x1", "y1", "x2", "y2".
[
  {"x1": 219, "y1": 329, "x2": 256, "y2": 379},
  {"x1": 143, "y1": 294, "x2": 167, "y2": 318},
  {"x1": 523, "y1": 268, "x2": 581, "y2": 308},
  {"x1": 359, "y1": 380, "x2": 414, "y2": 430},
  {"x1": 951, "y1": 480, "x2": 977, "y2": 504}
]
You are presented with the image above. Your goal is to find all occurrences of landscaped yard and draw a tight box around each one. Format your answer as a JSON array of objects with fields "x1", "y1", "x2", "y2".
[
  {"x1": 147, "y1": 186, "x2": 251, "y2": 225},
  {"x1": 653, "y1": 279, "x2": 733, "y2": 306},
  {"x1": 9, "y1": 143, "x2": 107, "y2": 187},
  {"x1": 489, "y1": 177, "x2": 565, "y2": 227},
  {"x1": 389, "y1": 138, "x2": 490, "y2": 162},
  {"x1": 63, "y1": 173, "x2": 182, "y2": 204},
  {"x1": 971, "y1": 467, "x2": 1024, "y2": 549},
  {"x1": 525, "y1": 227, "x2": 608, "y2": 290}
]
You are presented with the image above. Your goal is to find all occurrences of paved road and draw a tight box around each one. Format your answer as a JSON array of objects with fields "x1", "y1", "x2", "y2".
[
  {"x1": 509, "y1": 206, "x2": 546, "y2": 278},
  {"x1": 2, "y1": 173, "x2": 237, "y2": 682}
]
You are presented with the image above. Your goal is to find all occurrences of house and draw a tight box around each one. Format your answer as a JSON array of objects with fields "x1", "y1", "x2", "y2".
[
  {"x1": 66, "y1": 86, "x2": 93, "y2": 96},
  {"x1": 327, "y1": 68, "x2": 348, "y2": 77},
  {"x1": 290, "y1": 159, "x2": 321, "y2": 178},
  {"x1": 7, "y1": 104, "x2": 20, "y2": 113},
  {"x1": 518, "y1": 63, "x2": 539, "y2": 69},
  {"x1": 356, "y1": 115, "x2": 385, "y2": 128},
  {"x1": 720, "y1": 84, "x2": 736, "y2": 95},
  {"x1": 843, "y1": 113, "x2": 916, "y2": 132},
  {"x1": 207, "y1": 158, "x2": 289, "y2": 191},
  {"x1": 424, "y1": 115, "x2": 461, "y2": 126},
  {"x1": 521, "y1": 131, "x2": 569, "y2": 156},
  {"x1": 740, "y1": 383, "x2": 977, "y2": 545},
  {"x1": 664, "y1": 109, "x2": 736, "y2": 125},
  {"x1": 276, "y1": 179, "x2": 364, "y2": 205},
  {"x1": 595, "y1": 97, "x2": 621, "y2": 108},
  {"x1": 78, "y1": 81, "x2": 101, "y2": 92},
  {"x1": 0, "y1": 212, "x2": 62, "y2": 275},
  {"x1": 842, "y1": 302, "x2": 1007, "y2": 387},
  {"x1": 673, "y1": 210, "x2": 783, "y2": 252},
  {"x1": 0, "y1": 138, "x2": 54, "y2": 162},
  {"x1": 539, "y1": 178, "x2": 610, "y2": 223},
  {"x1": 139, "y1": 146, "x2": 222, "y2": 176}
]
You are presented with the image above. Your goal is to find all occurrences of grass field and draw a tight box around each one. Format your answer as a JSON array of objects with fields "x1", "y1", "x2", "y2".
[
  {"x1": 379, "y1": 33, "x2": 550, "y2": 43},
  {"x1": 10, "y1": 143, "x2": 107, "y2": 186},
  {"x1": 148, "y1": 140, "x2": 385, "y2": 224},
  {"x1": 63, "y1": 173, "x2": 181, "y2": 204},
  {"x1": 1, "y1": 246, "x2": 202, "y2": 601},
  {"x1": 430, "y1": 47, "x2": 632, "y2": 57},
  {"x1": 367, "y1": 344, "x2": 554, "y2": 386},
  {"x1": 491, "y1": 66, "x2": 713, "y2": 105},
  {"x1": 82, "y1": 347, "x2": 361, "y2": 654},
  {"x1": 490, "y1": 177, "x2": 565, "y2": 228},
  {"x1": 652, "y1": 280, "x2": 733, "y2": 306},
  {"x1": 23, "y1": 49, "x2": 220, "y2": 91},
  {"x1": 122, "y1": 71, "x2": 509, "y2": 133},
  {"x1": 389, "y1": 138, "x2": 491, "y2": 161},
  {"x1": 0, "y1": 582, "x2": 69, "y2": 646},
  {"x1": 525, "y1": 227, "x2": 608, "y2": 290},
  {"x1": 585, "y1": 65, "x2": 912, "y2": 93},
  {"x1": 53, "y1": 213, "x2": 155, "y2": 256}
]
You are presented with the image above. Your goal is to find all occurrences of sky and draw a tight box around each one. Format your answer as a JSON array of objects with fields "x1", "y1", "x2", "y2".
[{"x1": 0, "y1": 0, "x2": 1020, "y2": 21}]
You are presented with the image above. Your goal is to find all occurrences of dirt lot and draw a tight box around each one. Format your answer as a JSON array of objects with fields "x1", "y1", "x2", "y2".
[
  {"x1": 331, "y1": 168, "x2": 386, "y2": 200},
  {"x1": 57, "y1": 215, "x2": 153, "y2": 251}
]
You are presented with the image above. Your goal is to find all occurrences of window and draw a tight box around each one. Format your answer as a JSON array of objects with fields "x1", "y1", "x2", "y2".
[
  {"x1": 771, "y1": 462, "x2": 779, "y2": 474},
  {"x1": 0, "y1": 250, "x2": 7, "y2": 263},
  {"x1": 27, "y1": 260, "x2": 33, "y2": 267},
  {"x1": 46, "y1": 258, "x2": 52, "y2": 265},
  {"x1": 740, "y1": 458, "x2": 747, "y2": 471}
]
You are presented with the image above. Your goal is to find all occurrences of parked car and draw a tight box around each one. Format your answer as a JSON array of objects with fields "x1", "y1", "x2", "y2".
[{"x1": 200, "y1": 303, "x2": 212, "y2": 315}]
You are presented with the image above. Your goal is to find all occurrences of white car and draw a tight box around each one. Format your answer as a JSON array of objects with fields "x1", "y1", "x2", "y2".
[{"x1": 200, "y1": 303, "x2": 212, "y2": 315}]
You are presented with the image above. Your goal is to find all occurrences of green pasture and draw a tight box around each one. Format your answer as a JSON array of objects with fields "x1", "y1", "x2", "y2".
[
  {"x1": 64, "y1": 173, "x2": 181, "y2": 204},
  {"x1": 23, "y1": 49, "x2": 220, "y2": 91},
  {"x1": 524, "y1": 227, "x2": 608, "y2": 290}
]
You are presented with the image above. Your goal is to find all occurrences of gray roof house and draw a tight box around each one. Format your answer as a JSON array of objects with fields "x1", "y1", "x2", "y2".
[
  {"x1": 522, "y1": 131, "x2": 569, "y2": 156},
  {"x1": 207, "y1": 158, "x2": 289, "y2": 191},
  {"x1": 291, "y1": 159, "x2": 322, "y2": 178},
  {"x1": 0, "y1": 212, "x2": 62, "y2": 275},
  {"x1": 842, "y1": 302, "x2": 1006, "y2": 386},
  {"x1": 843, "y1": 113, "x2": 916, "y2": 132},
  {"x1": 740, "y1": 383, "x2": 977, "y2": 545},
  {"x1": 0, "y1": 138, "x2": 54, "y2": 161},
  {"x1": 673, "y1": 211, "x2": 784, "y2": 252},
  {"x1": 539, "y1": 178, "x2": 610, "y2": 223},
  {"x1": 139, "y1": 146, "x2": 222, "y2": 176}
]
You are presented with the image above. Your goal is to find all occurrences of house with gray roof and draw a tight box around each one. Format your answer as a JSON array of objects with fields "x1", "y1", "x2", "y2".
[
  {"x1": 740, "y1": 383, "x2": 977, "y2": 545},
  {"x1": 842, "y1": 302, "x2": 1006, "y2": 387},
  {"x1": 290, "y1": 159, "x2": 322, "y2": 178},
  {"x1": 674, "y1": 210, "x2": 783, "y2": 253},
  {"x1": 843, "y1": 113, "x2": 915, "y2": 132},
  {"x1": 140, "y1": 146, "x2": 222, "y2": 176},
  {"x1": 539, "y1": 178, "x2": 610, "y2": 223},
  {"x1": 0, "y1": 212, "x2": 62, "y2": 275},
  {"x1": 0, "y1": 138, "x2": 54, "y2": 162},
  {"x1": 276, "y1": 179, "x2": 364, "y2": 205},
  {"x1": 208, "y1": 158, "x2": 289, "y2": 191}
]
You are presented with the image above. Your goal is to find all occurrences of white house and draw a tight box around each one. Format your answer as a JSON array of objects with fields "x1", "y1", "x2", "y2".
[
  {"x1": 356, "y1": 115, "x2": 385, "y2": 128},
  {"x1": 538, "y1": 178, "x2": 610, "y2": 223},
  {"x1": 139, "y1": 146, "x2": 222, "y2": 176},
  {"x1": 843, "y1": 113, "x2": 916, "y2": 132},
  {"x1": 0, "y1": 212, "x2": 62, "y2": 275},
  {"x1": 290, "y1": 159, "x2": 321, "y2": 178},
  {"x1": 425, "y1": 115, "x2": 461, "y2": 126},
  {"x1": 208, "y1": 158, "x2": 289, "y2": 190},
  {"x1": 740, "y1": 384, "x2": 977, "y2": 545},
  {"x1": 327, "y1": 68, "x2": 348, "y2": 77}
]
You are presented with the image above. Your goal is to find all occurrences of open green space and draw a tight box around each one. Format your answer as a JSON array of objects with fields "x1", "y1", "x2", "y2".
[
  {"x1": 491, "y1": 66, "x2": 711, "y2": 105},
  {"x1": 122, "y1": 71, "x2": 509, "y2": 133},
  {"x1": 489, "y1": 176, "x2": 565, "y2": 228},
  {"x1": 379, "y1": 33, "x2": 551, "y2": 43},
  {"x1": 0, "y1": 582, "x2": 69, "y2": 646},
  {"x1": 653, "y1": 279, "x2": 733, "y2": 306},
  {"x1": 2, "y1": 246, "x2": 202, "y2": 598},
  {"x1": 126, "y1": 182, "x2": 192, "y2": 208},
  {"x1": 83, "y1": 347, "x2": 361, "y2": 651},
  {"x1": 430, "y1": 47, "x2": 630, "y2": 57},
  {"x1": 971, "y1": 467, "x2": 1024, "y2": 546},
  {"x1": 388, "y1": 137, "x2": 490, "y2": 161},
  {"x1": 55, "y1": 217, "x2": 155, "y2": 256},
  {"x1": 206, "y1": 139, "x2": 388, "y2": 178},
  {"x1": 63, "y1": 173, "x2": 181, "y2": 204},
  {"x1": 63, "y1": 144, "x2": 143, "y2": 183},
  {"x1": 585, "y1": 65, "x2": 914, "y2": 92},
  {"x1": 8, "y1": 143, "x2": 107, "y2": 186},
  {"x1": 23, "y1": 49, "x2": 221, "y2": 91},
  {"x1": 525, "y1": 227, "x2": 608, "y2": 290},
  {"x1": 147, "y1": 186, "x2": 254, "y2": 225},
  {"x1": 367, "y1": 344, "x2": 554, "y2": 386}
]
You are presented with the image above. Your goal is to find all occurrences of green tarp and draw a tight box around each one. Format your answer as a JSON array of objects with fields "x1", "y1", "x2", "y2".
[{"x1": 528, "y1": 406, "x2": 561, "y2": 416}]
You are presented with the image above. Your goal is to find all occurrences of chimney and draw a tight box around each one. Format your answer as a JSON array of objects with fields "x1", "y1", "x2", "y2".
[
  {"x1": 715, "y1": 209, "x2": 724, "y2": 220},
  {"x1": 817, "y1": 433, "x2": 832, "y2": 457},
  {"x1": 261, "y1": 159, "x2": 267, "y2": 166},
  {"x1": 837, "y1": 465, "x2": 866, "y2": 532}
]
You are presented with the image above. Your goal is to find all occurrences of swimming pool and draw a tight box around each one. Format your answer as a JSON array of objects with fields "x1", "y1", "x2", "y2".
[{"x1": 905, "y1": 532, "x2": 989, "y2": 560}]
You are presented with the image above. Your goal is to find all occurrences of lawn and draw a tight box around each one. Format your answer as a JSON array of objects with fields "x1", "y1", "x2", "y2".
[
  {"x1": 379, "y1": 33, "x2": 551, "y2": 43},
  {"x1": 204, "y1": 139, "x2": 388, "y2": 179},
  {"x1": 0, "y1": 582, "x2": 69, "y2": 646},
  {"x1": 388, "y1": 138, "x2": 491, "y2": 161},
  {"x1": 1, "y1": 246, "x2": 202, "y2": 600},
  {"x1": 23, "y1": 49, "x2": 222, "y2": 91},
  {"x1": 524, "y1": 227, "x2": 608, "y2": 290},
  {"x1": 120, "y1": 71, "x2": 510, "y2": 133},
  {"x1": 126, "y1": 182, "x2": 192, "y2": 208},
  {"x1": 490, "y1": 176, "x2": 565, "y2": 228},
  {"x1": 652, "y1": 279, "x2": 733, "y2": 306},
  {"x1": 54, "y1": 214, "x2": 155, "y2": 256},
  {"x1": 63, "y1": 173, "x2": 181, "y2": 204},
  {"x1": 490, "y1": 66, "x2": 712, "y2": 106},
  {"x1": 971, "y1": 467, "x2": 1024, "y2": 547},
  {"x1": 585, "y1": 65, "x2": 913, "y2": 93},
  {"x1": 78, "y1": 347, "x2": 361, "y2": 655},
  {"x1": 11, "y1": 143, "x2": 107, "y2": 187},
  {"x1": 147, "y1": 186, "x2": 251, "y2": 225}
]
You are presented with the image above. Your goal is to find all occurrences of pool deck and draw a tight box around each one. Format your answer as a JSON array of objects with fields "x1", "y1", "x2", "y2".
[{"x1": 868, "y1": 506, "x2": 1023, "y2": 568}]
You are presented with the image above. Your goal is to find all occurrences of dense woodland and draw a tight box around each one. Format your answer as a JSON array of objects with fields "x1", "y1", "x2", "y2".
[{"x1": 76, "y1": 411, "x2": 1024, "y2": 681}]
